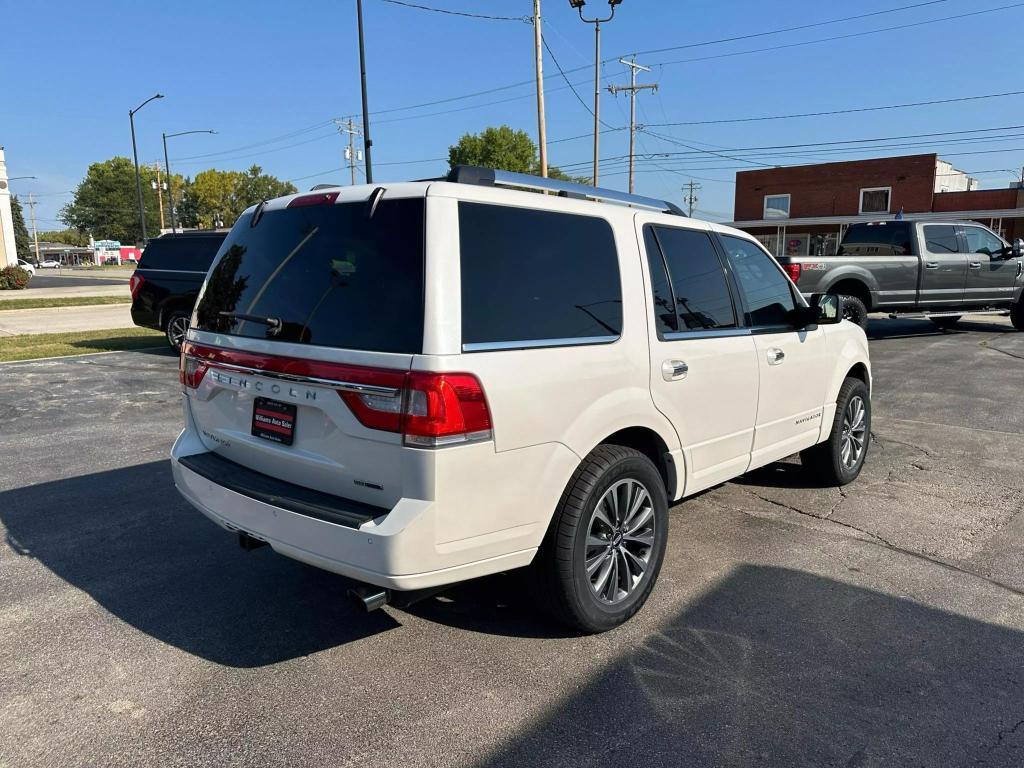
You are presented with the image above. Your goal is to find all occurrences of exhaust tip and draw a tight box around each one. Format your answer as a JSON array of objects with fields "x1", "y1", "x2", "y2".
[{"x1": 348, "y1": 584, "x2": 391, "y2": 612}]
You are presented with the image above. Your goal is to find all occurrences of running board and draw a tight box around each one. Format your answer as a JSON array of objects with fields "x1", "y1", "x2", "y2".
[{"x1": 887, "y1": 309, "x2": 1011, "y2": 320}]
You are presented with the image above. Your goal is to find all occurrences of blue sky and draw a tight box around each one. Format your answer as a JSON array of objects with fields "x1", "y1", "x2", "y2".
[{"x1": 5, "y1": 0, "x2": 1024, "y2": 228}]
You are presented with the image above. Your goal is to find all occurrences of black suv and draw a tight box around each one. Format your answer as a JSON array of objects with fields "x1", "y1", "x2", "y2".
[{"x1": 130, "y1": 231, "x2": 227, "y2": 349}]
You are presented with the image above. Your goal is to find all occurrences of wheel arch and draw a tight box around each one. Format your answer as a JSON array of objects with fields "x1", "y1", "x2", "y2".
[
  {"x1": 826, "y1": 275, "x2": 875, "y2": 311},
  {"x1": 594, "y1": 426, "x2": 679, "y2": 501}
]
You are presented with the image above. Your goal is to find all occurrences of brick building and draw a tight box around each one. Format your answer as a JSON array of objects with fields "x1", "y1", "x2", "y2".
[{"x1": 730, "y1": 153, "x2": 1024, "y2": 258}]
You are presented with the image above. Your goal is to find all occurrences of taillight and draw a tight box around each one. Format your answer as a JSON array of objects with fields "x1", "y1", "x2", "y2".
[
  {"x1": 129, "y1": 272, "x2": 145, "y2": 299},
  {"x1": 179, "y1": 342, "x2": 209, "y2": 389},
  {"x1": 287, "y1": 191, "x2": 340, "y2": 208},
  {"x1": 340, "y1": 371, "x2": 492, "y2": 447},
  {"x1": 783, "y1": 263, "x2": 802, "y2": 282}
]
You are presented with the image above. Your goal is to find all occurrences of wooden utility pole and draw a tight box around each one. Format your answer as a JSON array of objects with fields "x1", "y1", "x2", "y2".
[
  {"x1": 152, "y1": 164, "x2": 166, "y2": 231},
  {"x1": 607, "y1": 57, "x2": 657, "y2": 193},
  {"x1": 336, "y1": 119, "x2": 362, "y2": 185},
  {"x1": 26, "y1": 193, "x2": 40, "y2": 264},
  {"x1": 683, "y1": 180, "x2": 701, "y2": 217},
  {"x1": 533, "y1": 0, "x2": 548, "y2": 177}
]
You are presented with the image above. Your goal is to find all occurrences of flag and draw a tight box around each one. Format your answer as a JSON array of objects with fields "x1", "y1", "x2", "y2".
[{"x1": 894, "y1": 207, "x2": 904, "y2": 220}]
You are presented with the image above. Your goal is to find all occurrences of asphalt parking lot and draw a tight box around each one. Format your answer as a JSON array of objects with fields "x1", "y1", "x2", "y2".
[
  {"x1": 25, "y1": 274, "x2": 129, "y2": 289},
  {"x1": 2, "y1": 317, "x2": 1023, "y2": 768}
]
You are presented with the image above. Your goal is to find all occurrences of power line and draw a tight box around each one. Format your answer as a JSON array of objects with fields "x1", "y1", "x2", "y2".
[
  {"x1": 378, "y1": 0, "x2": 530, "y2": 23},
  {"x1": 173, "y1": 119, "x2": 337, "y2": 161}
]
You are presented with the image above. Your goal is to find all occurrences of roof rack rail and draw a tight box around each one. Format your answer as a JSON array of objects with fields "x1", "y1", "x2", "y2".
[{"x1": 446, "y1": 165, "x2": 686, "y2": 216}]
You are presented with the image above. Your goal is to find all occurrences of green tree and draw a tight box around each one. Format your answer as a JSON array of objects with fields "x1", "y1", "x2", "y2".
[
  {"x1": 60, "y1": 157, "x2": 167, "y2": 244},
  {"x1": 38, "y1": 229, "x2": 90, "y2": 247},
  {"x1": 448, "y1": 124, "x2": 588, "y2": 183},
  {"x1": 177, "y1": 166, "x2": 296, "y2": 229},
  {"x1": 10, "y1": 196, "x2": 31, "y2": 261}
]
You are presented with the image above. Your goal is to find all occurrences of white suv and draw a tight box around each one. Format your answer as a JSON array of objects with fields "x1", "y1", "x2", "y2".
[{"x1": 171, "y1": 168, "x2": 871, "y2": 632}]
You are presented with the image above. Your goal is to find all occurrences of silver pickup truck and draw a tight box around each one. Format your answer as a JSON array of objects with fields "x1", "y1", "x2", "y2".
[{"x1": 778, "y1": 219, "x2": 1024, "y2": 331}]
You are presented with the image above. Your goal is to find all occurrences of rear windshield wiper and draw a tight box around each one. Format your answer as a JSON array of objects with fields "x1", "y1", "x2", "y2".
[{"x1": 219, "y1": 311, "x2": 282, "y2": 335}]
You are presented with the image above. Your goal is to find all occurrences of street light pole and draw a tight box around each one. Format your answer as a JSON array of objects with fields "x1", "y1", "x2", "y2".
[
  {"x1": 163, "y1": 129, "x2": 216, "y2": 233},
  {"x1": 356, "y1": 0, "x2": 374, "y2": 183},
  {"x1": 129, "y1": 93, "x2": 164, "y2": 244},
  {"x1": 570, "y1": 0, "x2": 621, "y2": 187}
]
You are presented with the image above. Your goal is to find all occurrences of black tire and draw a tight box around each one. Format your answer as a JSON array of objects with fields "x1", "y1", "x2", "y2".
[
  {"x1": 839, "y1": 295, "x2": 869, "y2": 330},
  {"x1": 531, "y1": 445, "x2": 669, "y2": 633},
  {"x1": 800, "y1": 378, "x2": 871, "y2": 486},
  {"x1": 929, "y1": 315, "x2": 961, "y2": 329},
  {"x1": 164, "y1": 310, "x2": 191, "y2": 350},
  {"x1": 1011, "y1": 301, "x2": 1024, "y2": 331}
]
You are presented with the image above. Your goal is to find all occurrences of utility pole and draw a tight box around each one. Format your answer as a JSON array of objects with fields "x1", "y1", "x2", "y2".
[
  {"x1": 683, "y1": 180, "x2": 701, "y2": 217},
  {"x1": 26, "y1": 193, "x2": 40, "y2": 264},
  {"x1": 607, "y1": 57, "x2": 657, "y2": 193},
  {"x1": 355, "y1": 0, "x2": 374, "y2": 183},
  {"x1": 336, "y1": 119, "x2": 362, "y2": 185},
  {"x1": 151, "y1": 164, "x2": 166, "y2": 231},
  {"x1": 572, "y1": 0, "x2": 621, "y2": 187},
  {"x1": 533, "y1": 0, "x2": 548, "y2": 177}
]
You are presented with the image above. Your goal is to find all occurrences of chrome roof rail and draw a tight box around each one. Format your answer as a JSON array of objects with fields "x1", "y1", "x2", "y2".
[{"x1": 446, "y1": 165, "x2": 686, "y2": 216}]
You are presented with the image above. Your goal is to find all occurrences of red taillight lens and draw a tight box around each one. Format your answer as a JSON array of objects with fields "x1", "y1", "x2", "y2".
[
  {"x1": 783, "y1": 263, "x2": 802, "y2": 282},
  {"x1": 129, "y1": 272, "x2": 145, "y2": 299},
  {"x1": 287, "y1": 191, "x2": 340, "y2": 208},
  {"x1": 179, "y1": 344, "x2": 209, "y2": 389},
  {"x1": 402, "y1": 372, "x2": 492, "y2": 447}
]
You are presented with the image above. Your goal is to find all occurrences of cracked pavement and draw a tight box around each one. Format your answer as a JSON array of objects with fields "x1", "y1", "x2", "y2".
[{"x1": 1, "y1": 316, "x2": 1023, "y2": 767}]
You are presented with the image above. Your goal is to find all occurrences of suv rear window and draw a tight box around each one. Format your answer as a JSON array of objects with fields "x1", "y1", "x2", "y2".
[
  {"x1": 459, "y1": 202, "x2": 621, "y2": 349},
  {"x1": 837, "y1": 222, "x2": 913, "y2": 256},
  {"x1": 139, "y1": 235, "x2": 225, "y2": 272},
  {"x1": 193, "y1": 198, "x2": 425, "y2": 353}
]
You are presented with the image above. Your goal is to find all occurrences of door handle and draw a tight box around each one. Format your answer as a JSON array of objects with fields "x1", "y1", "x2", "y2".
[
  {"x1": 662, "y1": 360, "x2": 688, "y2": 381},
  {"x1": 924, "y1": 262, "x2": 939, "y2": 269},
  {"x1": 766, "y1": 347, "x2": 785, "y2": 366},
  {"x1": 969, "y1": 261, "x2": 982, "y2": 269}
]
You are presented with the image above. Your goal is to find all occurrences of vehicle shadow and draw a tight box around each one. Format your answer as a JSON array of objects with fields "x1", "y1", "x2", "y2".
[
  {"x1": 730, "y1": 459, "x2": 827, "y2": 490},
  {"x1": 867, "y1": 316, "x2": 1015, "y2": 341},
  {"x1": 0, "y1": 461, "x2": 398, "y2": 668},
  {"x1": 476, "y1": 565, "x2": 1024, "y2": 767}
]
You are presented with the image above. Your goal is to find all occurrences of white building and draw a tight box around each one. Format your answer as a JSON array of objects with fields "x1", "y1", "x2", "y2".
[{"x1": 0, "y1": 147, "x2": 18, "y2": 268}]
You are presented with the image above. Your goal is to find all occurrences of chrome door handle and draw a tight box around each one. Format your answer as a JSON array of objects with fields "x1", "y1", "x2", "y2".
[
  {"x1": 924, "y1": 262, "x2": 939, "y2": 269},
  {"x1": 969, "y1": 261, "x2": 982, "y2": 269},
  {"x1": 662, "y1": 360, "x2": 688, "y2": 381},
  {"x1": 766, "y1": 347, "x2": 785, "y2": 365}
]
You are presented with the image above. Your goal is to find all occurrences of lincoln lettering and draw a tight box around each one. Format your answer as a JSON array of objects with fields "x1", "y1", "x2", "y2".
[{"x1": 209, "y1": 370, "x2": 317, "y2": 400}]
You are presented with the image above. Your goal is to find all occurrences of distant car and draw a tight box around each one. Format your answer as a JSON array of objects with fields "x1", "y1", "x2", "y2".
[
  {"x1": 16, "y1": 259, "x2": 36, "y2": 276},
  {"x1": 38, "y1": 260, "x2": 61, "y2": 269},
  {"x1": 129, "y1": 231, "x2": 228, "y2": 349}
]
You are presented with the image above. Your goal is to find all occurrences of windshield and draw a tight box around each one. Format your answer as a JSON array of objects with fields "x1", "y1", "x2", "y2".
[{"x1": 193, "y1": 197, "x2": 425, "y2": 353}]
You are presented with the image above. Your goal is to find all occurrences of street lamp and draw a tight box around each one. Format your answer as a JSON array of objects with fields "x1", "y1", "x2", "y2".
[
  {"x1": 569, "y1": 0, "x2": 622, "y2": 187},
  {"x1": 129, "y1": 93, "x2": 164, "y2": 244},
  {"x1": 8, "y1": 176, "x2": 37, "y2": 181},
  {"x1": 162, "y1": 129, "x2": 216, "y2": 233}
]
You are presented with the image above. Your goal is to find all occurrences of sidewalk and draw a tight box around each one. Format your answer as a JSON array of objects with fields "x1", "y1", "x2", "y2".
[{"x1": 0, "y1": 304, "x2": 135, "y2": 336}]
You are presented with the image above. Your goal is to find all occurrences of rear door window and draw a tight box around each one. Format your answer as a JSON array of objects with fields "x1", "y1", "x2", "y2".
[
  {"x1": 643, "y1": 225, "x2": 736, "y2": 336},
  {"x1": 139, "y1": 235, "x2": 225, "y2": 272},
  {"x1": 924, "y1": 225, "x2": 961, "y2": 254},
  {"x1": 719, "y1": 234, "x2": 797, "y2": 327},
  {"x1": 837, "y1": 222, "x2": 913, "y2": 256},
  {"x1": 459, "y1": 202, "x2": 621, "y2": 349},
  {"x1": 193, "y1": 198, "x2": 425, "y2": 353}
]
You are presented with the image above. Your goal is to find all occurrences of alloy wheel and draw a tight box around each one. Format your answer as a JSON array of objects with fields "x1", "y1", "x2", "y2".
[
  {"x1": 167, "y1": 316, "x2": 190, "y2": 348},
  {"x1": 840, "y1": 395, "x2": 867, "y2": 469},
  {"x1": 584, "y1": 479, "x2": 656, "y2": 605}
]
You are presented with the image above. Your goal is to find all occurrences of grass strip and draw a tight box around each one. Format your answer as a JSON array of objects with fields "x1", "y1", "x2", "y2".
[
  {"x1": 0, "y1": 295, "x2": 129, "y2": 310},
  {"x1": 0, "y1": 328, "x2": 165, "y2": 362}
]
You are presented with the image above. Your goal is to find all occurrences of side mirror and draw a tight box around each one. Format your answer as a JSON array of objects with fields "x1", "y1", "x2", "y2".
[
  {"x1": 1013, "y1": 239, "x2": 1023, "y2": 259},
  {"x1": 810, "y1": 292, "x2": 841, "y2": 325}
]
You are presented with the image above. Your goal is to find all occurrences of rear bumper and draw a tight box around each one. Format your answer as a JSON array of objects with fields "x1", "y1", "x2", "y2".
[{"x1": 169, "y1": 423, "x2": 573, "y2": 591}]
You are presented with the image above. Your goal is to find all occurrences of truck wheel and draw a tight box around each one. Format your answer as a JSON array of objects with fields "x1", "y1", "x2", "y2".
[
  {"x1": 164, "y1": 310, "x2": 191, "y2": 351},
  {"x1": 532, "y1": 445, "x2": 668, "y2": 633},
  {"x1": 1012, "y1": 301, "x2": 1024, "y2": 331},
  {"x1": 800, "y1": 377, "x2": 871, "y2": 486},
  {"x1": 929, "y1": 315, "x2": 961, "y2": 330},
  {"x1": 840, "y1": 295, "x2": 869, "y2": 330}
]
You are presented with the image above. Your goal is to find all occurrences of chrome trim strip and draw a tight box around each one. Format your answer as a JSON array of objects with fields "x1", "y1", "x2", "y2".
[
  {"x1": 137, "y1": 268, "x2": 209, "y2": 275},
  {"x1": 662, "y1": 328, "x2": 752, "y2": 341},
  {"x1": 190, "y1": 357, "x2": 401, "y2": 396},
  {"x1": 461, "y1": 335, "x2": 618, "y2": 353}
]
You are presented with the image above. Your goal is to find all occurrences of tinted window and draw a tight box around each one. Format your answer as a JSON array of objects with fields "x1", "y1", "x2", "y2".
[
  {"x1": 719, "y1": 235, "x2": 796, "y2": 326},
  {"x1": 193, "y1": 198, "x2": 424, "y2": 353},
  {"x1": 139, "y1": 235, "x2": 226, "y2": 272},
  {"x1": 963, "y1": 226, "x2": 1005, "y2": 255},
  {"x1": 837, "y1": 222, "x2": 912, "y2": 256},
  {"x1": 644, "y1": 226, "x2": 735, "y2": 334},
  {"x1": 924, "y1": 225, "x2": 961, "y2": 254},
  {"x1": 459, "y1": 202, "x2": 621, "y2": 347}
]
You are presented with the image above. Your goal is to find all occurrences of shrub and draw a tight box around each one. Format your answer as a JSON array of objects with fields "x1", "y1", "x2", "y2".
[{"x1": 0, "y1": 266, "x2": 32, "y2": 290}]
